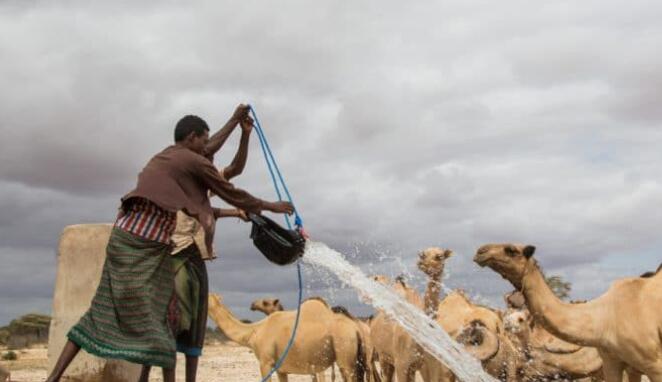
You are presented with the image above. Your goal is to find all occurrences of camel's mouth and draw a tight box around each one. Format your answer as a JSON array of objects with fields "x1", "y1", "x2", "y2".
[
  {"x1": 473, "y1": 252, "x2": 491, "y2": 267},
  {"x1": 249, "y1": 303, "x2": 259, "y2": 311}
]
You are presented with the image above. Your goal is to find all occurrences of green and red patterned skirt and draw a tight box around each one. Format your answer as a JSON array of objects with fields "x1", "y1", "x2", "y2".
[{"x1": 67, "y1": 227, "x2": 178, "y2": 368}]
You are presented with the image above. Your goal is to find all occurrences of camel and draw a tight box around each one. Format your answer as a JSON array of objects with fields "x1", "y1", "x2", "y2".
[
  {"x1": 431, "y1": 281, "x2": 522, "y2": 382},
  {"x1": 504, "y1": 291, "x2": 583, "y2": 355},
  {"x1": 331, "y1": 307, "x2": 381, "y2": 382},
  {"x1": 504, "y1": 306, "x2": 603, "y2": 381},
  {"x1": 436, "y1": 291, "x2": 503, "y2": 336},
  {"x1": 453, "y1": 318, "x2": 522, "y2": 382},
  {"x1": 474, "y1": 243, "x2": 662, "y2": 382},
  {"x1": 370, "y1": 247, "x2": 453, "y2": 382},
  {"x1": 249, "y1": 299, "x2": 381, "y2": 382},
  {"x1": 250, "y1": 298, "x2": 329, "y2": 382},
  {"x1": 208, "y1": 294, "x2": 365, "y2": 382}
]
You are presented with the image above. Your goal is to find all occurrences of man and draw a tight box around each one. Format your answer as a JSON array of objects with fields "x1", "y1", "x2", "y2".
[
  {"x1": 139, "y1": 112, "x2": 256, "y2": 382},
  {"x1": 46, "y1": 105, "x2": 293, "y2": 382}
]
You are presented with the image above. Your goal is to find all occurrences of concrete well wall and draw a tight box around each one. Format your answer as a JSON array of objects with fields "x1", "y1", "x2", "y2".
[{"x1": 48, "y1": 224, "x2": 141, "y2": 381}]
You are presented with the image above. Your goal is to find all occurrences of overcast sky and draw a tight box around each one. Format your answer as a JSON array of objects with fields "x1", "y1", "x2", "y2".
[{"x1": 1, "y1": 1, "x2": 661, "y2": 325}]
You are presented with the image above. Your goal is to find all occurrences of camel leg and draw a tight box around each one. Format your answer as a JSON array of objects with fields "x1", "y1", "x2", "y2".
[
  {"x1": 419, "y1": 363, "x2": 431, "y2": 382},
  {"x1": 380, "y1": 362, "x2": 394, "y2": 382},
  {"x1": 313, "y1": 371, "x2": 326, "y2": 382},
  {"x1": 277, "y1": 372, "x2": 289, "y2": 382},
  {"x1": 625, "y1": 369, "x2": 641, "y2": 382},
  {"x1": 644, "y1": 364, "x2": 662, "y2": 382},
  {"x1": 600, "y1": 353, "x2": 625, "y2": 382},
  {"x1": 260, "y1": 362, "x2": 276, "y2": 381},
  {"x1": 337, "y1": 367, "x2": 354, "y2": 382},
  {"x1": 395, "y1": 363, "x2": 416, "y2": 382}
]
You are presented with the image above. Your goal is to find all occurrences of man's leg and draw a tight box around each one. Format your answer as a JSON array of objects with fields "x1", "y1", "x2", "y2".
[
  {"x1": 45, "y1": 340, "x2": 81, "y2": 382},
  {"x1": 162, "y1": 367, "x2": 176, "y2": 382},
  {"x1": 138, "y1": 365, "x2": 152, "y2": 382},
  {"x1": 185, "y1": 356, "x2": 199, "y2": 382}
]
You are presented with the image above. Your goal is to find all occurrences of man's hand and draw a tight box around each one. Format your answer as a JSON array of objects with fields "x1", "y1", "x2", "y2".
[
  {"x1": 264, "y1": 201, "x2": 295, "y2": 215},
  {"x1": 231, "y1": 104, "x2": 251, "y2": 123},
  {"x1": 240, "y1": 116, "x2": 254, "y2": 133},
  {"x1": 237, "y1": 209, "x2": 249, "y2": 221}
]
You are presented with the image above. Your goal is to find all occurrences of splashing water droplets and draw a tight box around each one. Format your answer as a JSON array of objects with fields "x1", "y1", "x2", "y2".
[{"x1": 302, "y1": 241, "x2": 498, "y2": 382}]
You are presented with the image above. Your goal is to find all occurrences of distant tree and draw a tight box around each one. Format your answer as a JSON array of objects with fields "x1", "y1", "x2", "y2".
[
  {"x1": 545, "y1": 275, "x2": 572, "y2": 300},
  {"x1": 0, "y1": 327, "x2": 9, "y2": 345}
]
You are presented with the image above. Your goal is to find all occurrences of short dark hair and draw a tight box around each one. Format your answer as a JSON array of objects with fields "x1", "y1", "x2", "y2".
[{"x1": 174, "y1": 115, "x2": 209, "y2": 142}]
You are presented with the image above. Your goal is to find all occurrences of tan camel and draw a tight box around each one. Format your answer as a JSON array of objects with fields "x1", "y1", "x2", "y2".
[
  {"x1": 209, "y1": 294, "x2": 365, "y2": 382},
  {"x1": 370, "y1": 247, "x2": 453, "y2": 382},
  {"x1": 446, "y1": 302, "x2": 520, "y2": 381},
  {"x1": 249, "y1": 298, "x2": 381, "y2": 382},
  {"x1": 437, "y1": 291, "x2": 503, "y2": 336},
  {"x1": 504, "y1": 307, "x2": 603, "y2": 381},
  {"x1": 433, "y1": 283, "x2": 522, "y2": 382},
  {"x1": 331, "y1": 307, "x2": 381, "y2": 382},
  {"x1": 454, "y1": 318, "x2": 522, "y2": 382},
  {"x1": 250, "y1": 298, "x2": 329, "y2": 382},
  {"x1": 474, "y1": 243, "x2": 662, "y2": 382}
]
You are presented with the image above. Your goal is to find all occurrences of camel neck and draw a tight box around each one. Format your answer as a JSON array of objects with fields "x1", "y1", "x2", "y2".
[
  {"x1": 521, "y1": 262, "x2": 601, "y2": 346},
  {"x1": 208, "y1": 297, "x2": 257, "y2": 347},
  {"x1": 424, "y1": 276, "x2": 442, "y2": 320}
]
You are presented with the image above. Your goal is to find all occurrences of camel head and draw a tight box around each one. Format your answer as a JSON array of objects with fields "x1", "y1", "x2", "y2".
[
  {"x1": 250, "y1": 298, "x2": 284, "y2": 315},
  {"x1": 417, "y1": 247, "x2": 453, "y2": 278},
  {"x1": 456, "y1": 320, "x2": 500, "y2": 363},
  {"x1": 504, "y1": 290, "x2": 526, "y2": 310},
  {"x1": 504, "y1": 309, "x2": 530, "y2": 334},
  {"x1": 474, "y1": 243, "x2": 536, "y2": 290}
]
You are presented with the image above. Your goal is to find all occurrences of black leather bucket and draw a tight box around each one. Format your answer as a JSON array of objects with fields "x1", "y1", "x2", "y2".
[{"x1": 248, "y1": 213, "x2": 305, "y2": 265}]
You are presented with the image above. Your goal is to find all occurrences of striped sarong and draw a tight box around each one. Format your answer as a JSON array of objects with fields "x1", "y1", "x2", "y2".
[
  {"x1": 67, "y1": 227, "x2": 177, "y2": 368},
  {"x1": 172, "y1": 244, "x2": 209, "y2": 357}
]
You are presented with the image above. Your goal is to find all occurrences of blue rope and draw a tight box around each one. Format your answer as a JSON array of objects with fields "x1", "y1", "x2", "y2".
[
  {"x1": 250, "y1": 108, "x2": 303, "y2": 229},
  {"x1": 249, "y1": 105, "x2": 304, "y2": 382}
]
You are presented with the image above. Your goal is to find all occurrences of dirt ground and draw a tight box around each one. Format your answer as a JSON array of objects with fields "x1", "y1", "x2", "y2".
[{"x1": 0, "y1": 343, "x2": 345, "y2": 382}]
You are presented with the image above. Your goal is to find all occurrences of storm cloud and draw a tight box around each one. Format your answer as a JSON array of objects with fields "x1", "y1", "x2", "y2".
[{"x1": 0, "y1": 0, "x2": 661, "y2": 324}]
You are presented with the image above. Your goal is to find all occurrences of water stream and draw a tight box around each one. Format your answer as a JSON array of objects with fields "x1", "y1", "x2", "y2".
[{"x1": 303, "y1": 241, "x2": 498, "y2": 382}]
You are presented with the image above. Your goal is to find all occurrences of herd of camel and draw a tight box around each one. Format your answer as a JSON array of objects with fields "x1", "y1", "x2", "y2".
[{"x1": 207, "y1": 243, "x2": 662, "y2": 382}]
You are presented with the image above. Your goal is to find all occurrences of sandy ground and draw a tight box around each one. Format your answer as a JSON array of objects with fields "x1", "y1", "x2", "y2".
[{"x1": 0, "y1": 343, "x2": 350, "y2": 382}]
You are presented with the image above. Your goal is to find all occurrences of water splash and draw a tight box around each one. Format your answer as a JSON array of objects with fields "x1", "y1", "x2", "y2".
[{"x1": 303, "y1": 241, "x2": 498, "y2": 382}]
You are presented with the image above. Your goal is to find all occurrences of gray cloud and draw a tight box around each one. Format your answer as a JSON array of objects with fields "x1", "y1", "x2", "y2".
[{"x1": 1, "y1": 0, "x2": 661, "y2": 325}]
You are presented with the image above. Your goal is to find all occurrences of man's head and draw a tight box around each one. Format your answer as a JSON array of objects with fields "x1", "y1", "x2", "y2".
[{"x1": 174, "y1": 115, "x2": 210, "y2": 154}]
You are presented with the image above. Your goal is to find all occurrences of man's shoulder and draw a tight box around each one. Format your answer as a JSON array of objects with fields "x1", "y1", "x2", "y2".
[{"x1": 156, "y1": 145, "x2": 211, "y2": 166}]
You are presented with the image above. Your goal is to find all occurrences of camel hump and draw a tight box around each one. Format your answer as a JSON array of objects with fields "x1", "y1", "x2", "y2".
[
  {"x1": 331, "y1": 305, "x2": 355, "y2": 320},
  {"x1": 640, "y1": 263, "x2": 662, "y2": 278},
  {"x1": 303, "y1": 296, "x2": 329, "y2": 307}
]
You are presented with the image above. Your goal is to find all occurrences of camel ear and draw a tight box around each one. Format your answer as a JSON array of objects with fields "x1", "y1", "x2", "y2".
[
  {"x1": 523, "y1": 245, "x2": 536, "y2": 258},
  {"x1": 274, "y1": 299, "x2": 280, "y2": 306}
]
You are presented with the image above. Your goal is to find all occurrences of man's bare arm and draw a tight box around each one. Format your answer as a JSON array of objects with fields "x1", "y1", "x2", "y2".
[
  {"x1": 213, "y1": 208, "x2": 248, "y2": 221},
  {"x1": 203, "y1": 104, "x2": 250, "y2": 161},
  {"x1": 223, "y1": 117, "x2": 252, "y2": 180},
  {"x1": 195, "y1": 156, "x2": 294, "y2": 215}
]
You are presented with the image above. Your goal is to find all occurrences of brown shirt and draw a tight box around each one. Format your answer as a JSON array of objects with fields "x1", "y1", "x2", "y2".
[{"x1": 122, "y1": 144, "x2": 264, "y2": 254}]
